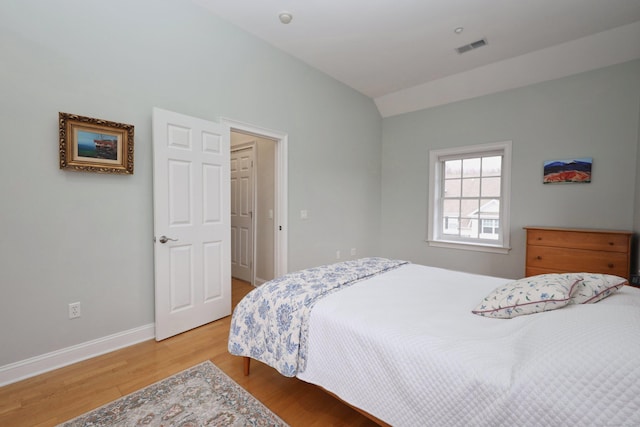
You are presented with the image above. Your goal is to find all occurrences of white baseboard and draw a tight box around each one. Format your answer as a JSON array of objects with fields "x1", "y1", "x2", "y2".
[
  {"x1": 0, "y1": 323, "x2": 155, "y2": 387},
  {"x1": 255, "y1": 277, "x2": 268, "y2": 286}
]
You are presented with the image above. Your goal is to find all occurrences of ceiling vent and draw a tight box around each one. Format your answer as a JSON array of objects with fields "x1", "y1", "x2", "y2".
[{"x1": 455, "y1": 38, "x2": 488, "y2": 54}]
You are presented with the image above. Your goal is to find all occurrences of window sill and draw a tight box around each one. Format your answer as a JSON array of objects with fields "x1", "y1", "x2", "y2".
[{"x1": 427, "y1": 239, "x2": 511, "y2": 254}]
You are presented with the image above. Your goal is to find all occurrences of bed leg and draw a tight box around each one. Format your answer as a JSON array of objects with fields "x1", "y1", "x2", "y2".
[{"x1": 243, "y1": 357, "x2": 251, "y2": 376}]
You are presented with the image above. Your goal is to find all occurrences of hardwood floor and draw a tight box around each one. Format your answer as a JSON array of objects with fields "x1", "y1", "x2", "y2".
[{"x1": 0, "y1": 279, "x2": 378, "y2": 427}]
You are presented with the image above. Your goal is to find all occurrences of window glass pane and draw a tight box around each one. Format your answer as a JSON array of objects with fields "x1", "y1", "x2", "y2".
[
  {"x1": 480, "y1": 198, "x2": 499, "y2": 216},
  {"x1": 444, "y1": 160, "x2": 461, "y2": 179},
  {"x1": 462, "y1": 178, "x2": 480, "y2": 197},
  {"x1": 480, "y1": 219, "x2": 500, "y2": 240},
  {"x1": 462, "y1": 158, "x2": 481, "y2": 178},
  {"x1": 443, "y1": 199, "x2": 460, "y2": 217},
  {"x1": 481, "y1": 177, "x2": 501, "y2": 197},
  {"x1": 443, "y1": 216, "x2": 459, "y2": 235},
  {"x1": 459, "y1": 217, "x2": 476, "y2": 238},
  {"x1": 481, "y1": 156, "x2": 502, "y2": 177},
  {"x1": 444, "y1": 179, "x2": 461, "y2": 197},
  {"x1": 461, "y1": 199, "x2": 479, "y2": 218}
]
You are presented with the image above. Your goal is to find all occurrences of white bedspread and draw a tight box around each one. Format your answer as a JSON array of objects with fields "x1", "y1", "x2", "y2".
[{"x1": 296, "y1": 264, "x2": 640, "y2": 426}]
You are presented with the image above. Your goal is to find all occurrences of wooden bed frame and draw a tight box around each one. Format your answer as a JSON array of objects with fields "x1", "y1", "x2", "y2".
[{"x1": 242, "y1": 356, "x2": 391, "y2": 426}]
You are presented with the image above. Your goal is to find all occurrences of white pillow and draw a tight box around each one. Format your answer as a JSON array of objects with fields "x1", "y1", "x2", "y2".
[
  {"x1": 472, "y1": 274, "x2": 581, "y2": 319},
  {"x1": 570, "y1": 273, "x2": 627, "y2": 304}
]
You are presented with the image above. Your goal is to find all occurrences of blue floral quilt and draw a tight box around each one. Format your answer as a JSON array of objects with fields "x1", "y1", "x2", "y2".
[{"x1": 228, "y1": 257, "x2": 408, "y2": 377}]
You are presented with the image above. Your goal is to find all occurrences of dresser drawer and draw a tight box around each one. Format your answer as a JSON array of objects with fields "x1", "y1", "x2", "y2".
[
  {"x1": 526, "y1": 229, "x2": 629, "y2": 253},
  {"x1": 526, "y1": 245, "x2": 629, "y2": 278}
]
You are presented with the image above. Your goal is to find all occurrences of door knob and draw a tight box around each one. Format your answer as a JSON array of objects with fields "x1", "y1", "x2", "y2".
[{"x1": 158, "y1": 235, "x2": 178, "y2": 244}]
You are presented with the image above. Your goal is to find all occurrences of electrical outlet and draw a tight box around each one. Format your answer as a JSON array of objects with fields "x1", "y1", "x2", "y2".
[
  {"x1": 69, "y1": 302, "x2": 81, "y2": 319},
  {"x1": 336, "y1": 250, "x2": 341, "y2": 260},
  {"x1": 350, "y1": 248, "x2": 357, "y2": 256}
]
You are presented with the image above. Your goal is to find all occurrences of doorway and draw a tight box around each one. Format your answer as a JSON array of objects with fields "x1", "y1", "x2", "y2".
[{"x1": 224, "y1": 118, "x2": 288, "y2": 285}]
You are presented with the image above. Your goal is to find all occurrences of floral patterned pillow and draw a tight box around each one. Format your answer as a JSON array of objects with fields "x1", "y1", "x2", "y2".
[
  {"x1": 570, "y1": 273, "x2": 627, "y2": 304},
  {"x1": 472, "y1": 274, "x2": 581, "y2": 319}
]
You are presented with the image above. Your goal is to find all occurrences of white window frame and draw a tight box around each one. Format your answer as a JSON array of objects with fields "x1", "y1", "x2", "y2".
[{"x1": 427, "y1": 141, "x2": 512, "y2": 254}]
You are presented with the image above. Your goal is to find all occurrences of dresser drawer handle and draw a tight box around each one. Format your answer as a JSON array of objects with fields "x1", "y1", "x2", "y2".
[
  {"x1": 536, "y1": 256, "x2": 542, "y2": 260},
  {"x1": 608, "y1": 263, "x2": 614, "y2": 268}
]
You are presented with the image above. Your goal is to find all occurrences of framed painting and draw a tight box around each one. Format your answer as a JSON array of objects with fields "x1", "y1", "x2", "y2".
[
  {"x1": 543, "y1": 157, "x2": 592, "y2": 184},
  {"x1": 59, "y1": 112, "x2": 134, "y2": 174}
]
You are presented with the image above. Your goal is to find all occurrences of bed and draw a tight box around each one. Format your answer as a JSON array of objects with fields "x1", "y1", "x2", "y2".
[{"x1": 228, "y1": 257, "x2": 640, "y2": 426}]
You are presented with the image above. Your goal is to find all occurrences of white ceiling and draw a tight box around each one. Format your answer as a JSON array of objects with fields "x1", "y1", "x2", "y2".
[{"x1": 194, "y1": 0, "x2": 640, "y2": 116}]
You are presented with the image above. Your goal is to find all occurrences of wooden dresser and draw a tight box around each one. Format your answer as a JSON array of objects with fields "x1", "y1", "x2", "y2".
[{"x1": 524, "y1": 227, "x2": 632, "y2": 279}]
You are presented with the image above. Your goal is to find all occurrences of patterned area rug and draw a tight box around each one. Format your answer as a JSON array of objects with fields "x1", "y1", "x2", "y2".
[{"x1": 58, "y1": 360, "x2": 288, "y2": 427}]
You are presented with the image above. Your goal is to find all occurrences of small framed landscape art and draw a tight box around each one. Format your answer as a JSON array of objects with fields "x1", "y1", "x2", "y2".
[
  {"x1": 543, "y1": 157, "x2": 592, "y2": 184},
  {"x1": 59, "y1": 112, "x2": 134, "y2": 174}
]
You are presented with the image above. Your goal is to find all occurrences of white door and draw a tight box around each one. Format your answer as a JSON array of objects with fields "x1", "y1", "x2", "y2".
[
  {"x1": 230, "y1": 145, "x2": 254, "y2": 283},
  {"x1": 152, "y1": 108, "x2": 231, "y2": 341}
]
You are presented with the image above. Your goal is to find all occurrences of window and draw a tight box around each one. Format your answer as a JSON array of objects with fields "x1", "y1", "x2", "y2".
[
  {"x1": 481, "y1": 219, "x2": 499, "y2": 236},
  {"x1": 427, "y1": 141, "x2": 511, "y2": 253}
]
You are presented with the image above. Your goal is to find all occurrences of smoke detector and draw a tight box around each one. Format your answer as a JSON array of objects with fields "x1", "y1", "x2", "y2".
[{"x1": 279, "y1": 12, "x2": 293, "y2": 24}]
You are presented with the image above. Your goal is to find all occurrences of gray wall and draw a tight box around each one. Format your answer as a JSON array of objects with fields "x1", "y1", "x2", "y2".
[
  {"x1": 380, "y1": 60, "x2": 640, "y2": 279},
  {"x1": 0, "y1": 0, "x2": 382, "y2": 366}
]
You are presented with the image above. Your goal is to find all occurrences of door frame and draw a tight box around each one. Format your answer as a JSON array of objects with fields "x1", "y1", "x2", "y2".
[{"x1": 221, "y1": 118, "x2": 288, "y2": 278}]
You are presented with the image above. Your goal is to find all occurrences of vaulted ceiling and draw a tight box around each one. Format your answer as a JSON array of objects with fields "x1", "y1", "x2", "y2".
[{"x1": 194, "y1": 0, "x2": 640, "y2": 116}]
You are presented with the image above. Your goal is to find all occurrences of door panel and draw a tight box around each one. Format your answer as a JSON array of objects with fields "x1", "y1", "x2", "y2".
[
  {"x1": 203, "y1": 242, "x2": 223, "y2": 299},
  {"x1": 153, "y1": 107, "x2": 230, "y2": 341},
  {"x1": 168, "y1": 160, "x2": 191, "y2": 225},
  {"x1": 169, "y1": 245, "x2": 192, "y2": 310}
]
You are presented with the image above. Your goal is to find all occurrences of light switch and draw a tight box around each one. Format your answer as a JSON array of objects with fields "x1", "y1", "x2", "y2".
[{"x1": 300, "y1": 210, "x2": 308, "y2": 220}]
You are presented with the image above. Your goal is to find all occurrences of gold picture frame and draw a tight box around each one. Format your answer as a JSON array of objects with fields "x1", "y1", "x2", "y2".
[{"x1": 59, "y1": 112, "x2": 134, "y2": 174}]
